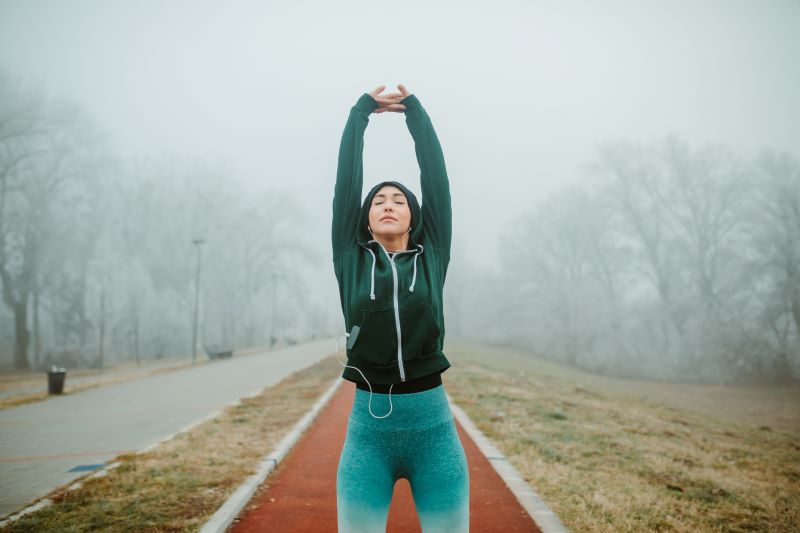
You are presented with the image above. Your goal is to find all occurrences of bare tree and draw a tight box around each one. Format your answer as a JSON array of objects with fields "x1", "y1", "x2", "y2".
[
  {"x1": 0, "y1": 72, "x2": 104, "y2": 369},
  {"x1": 656, "y1": 137, "x2": 749, "y2": 321},
  {"x1": 209, "y1": 187, "x2": 313, "y2": 348},
  {"x1": 495, "y1": 184, "x2": 624, "y2": 367},
  {"x1": 591, "y1": 138, "x2": 689, "y2": 354},
  {"x1": 744, "y1": 149, "x2": 800, "y2": 380}
]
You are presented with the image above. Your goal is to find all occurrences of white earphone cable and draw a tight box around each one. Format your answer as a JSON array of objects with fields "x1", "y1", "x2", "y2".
[{"x1": 336, "y1": 333, "x2": 393, "y2": 419}]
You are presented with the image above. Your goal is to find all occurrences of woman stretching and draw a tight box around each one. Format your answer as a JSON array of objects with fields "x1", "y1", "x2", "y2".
[{"x1": 332, "y1": 84, "x2": 470, "y2": 532}]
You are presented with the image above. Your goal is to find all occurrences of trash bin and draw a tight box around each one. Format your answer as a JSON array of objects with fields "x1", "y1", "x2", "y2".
[{"x1": 47, "y1": 366, "x2": 66, "y2": 395}]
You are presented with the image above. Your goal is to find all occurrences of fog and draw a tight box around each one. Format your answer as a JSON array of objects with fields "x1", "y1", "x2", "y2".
[{"x1": 1, "y1": 0, "x2": 799, "y2": 383}]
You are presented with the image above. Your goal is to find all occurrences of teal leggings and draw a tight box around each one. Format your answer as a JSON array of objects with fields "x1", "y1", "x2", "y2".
[{"x1": 336, "y1": 384, "x2": 470, "y2": 532}]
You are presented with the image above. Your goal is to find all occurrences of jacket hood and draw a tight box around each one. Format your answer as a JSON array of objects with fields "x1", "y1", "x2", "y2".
[
  {"x1": 356, "y1": 180, "x2": 423, "y2": 248},
  {"x1": 356, "y1": 180, "x2": 425, "y2": 301}
]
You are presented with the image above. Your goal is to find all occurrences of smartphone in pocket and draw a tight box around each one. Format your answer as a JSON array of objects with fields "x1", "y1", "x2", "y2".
[{"x1": 346, "y1": 325, "x2": 360, "y2": 350}]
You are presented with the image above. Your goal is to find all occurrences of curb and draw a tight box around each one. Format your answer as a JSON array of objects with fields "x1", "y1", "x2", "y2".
[
  {"x1": 198, "y1": 376, "x2": 344, "y2": 533},
  {"x1": 446, "y1": 392, "x2": 571, "y2": 533}
]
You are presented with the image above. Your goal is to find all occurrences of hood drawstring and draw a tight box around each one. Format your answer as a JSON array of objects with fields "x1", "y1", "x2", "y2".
[
  {"x1": 365, "y1": 241, "x2": 424, "y2": 299},
  {"x1": 367, "y1": 247, "x2": 377, "y2": 300},
  {"x1": 409, "y1": 244, "x2": 423, "y2": 293}
]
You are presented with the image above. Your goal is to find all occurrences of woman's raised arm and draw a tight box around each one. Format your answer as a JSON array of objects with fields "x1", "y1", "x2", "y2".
[
  {"x1": 331, "y1": 87, "x2": 406, "y2": 264},
  {"x1": 399, "y1": 85, "x2": 453, "y2": 261}
]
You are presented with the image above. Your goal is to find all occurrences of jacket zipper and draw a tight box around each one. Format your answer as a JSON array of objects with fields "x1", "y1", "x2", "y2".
[
  {"x1": 368, "y1": 241, "x2": 419, "y2": 383},
  {"x1": 387, "y1": 255, "x2": 405, "y2": 381}
]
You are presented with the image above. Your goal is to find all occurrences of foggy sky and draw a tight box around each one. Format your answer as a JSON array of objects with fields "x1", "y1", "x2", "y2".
[{"x1": 1, "y1": 0, "x2": 798, "y2": 271}]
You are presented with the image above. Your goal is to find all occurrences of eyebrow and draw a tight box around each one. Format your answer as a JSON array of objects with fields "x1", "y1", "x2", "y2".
[{"x1": 374, "y1": 193, "x2": 406, "y2": 198}]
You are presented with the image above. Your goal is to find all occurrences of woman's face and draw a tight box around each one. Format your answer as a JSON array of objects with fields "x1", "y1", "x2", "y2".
[{"x1": 368, "y1": 185, "x2": 411, "y2": 239}]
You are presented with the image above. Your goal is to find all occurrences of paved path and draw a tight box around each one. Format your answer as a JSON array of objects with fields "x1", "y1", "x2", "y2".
[
  {"x1": 229, "y1": 380, "x2": 541, "y2": 532},
  {"x1": 0, "y1": 338, "x2": 338, "y2": 518}
]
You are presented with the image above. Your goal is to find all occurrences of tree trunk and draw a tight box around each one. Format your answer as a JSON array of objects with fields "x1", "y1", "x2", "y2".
[
  {"x1": 14, "y1": 302, "x2": 30, "y2": 370},
  {"x1": 33, "y1": 280, "x2": 41, "y2": 369},
  {"x1": 98, "y1": 284, "x2": 105, "y2": 370},
  {"x1": 774, "y1": 349, "x2": 796, "y2": 384},
  {"x1": 133, "y1": 319, "x2": 140, "y2": 366},
  {"x1": 791, "y1": 285, "x2": 800, "y2": 346}
]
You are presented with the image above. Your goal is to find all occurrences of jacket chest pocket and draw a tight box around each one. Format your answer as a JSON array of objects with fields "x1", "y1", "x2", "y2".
[
  {"x1": 400, "y1": 301, "x2": 440, "y2": 362},
  {"x1": 348, "y1": 308, "x2": 398, "y2": 368}
]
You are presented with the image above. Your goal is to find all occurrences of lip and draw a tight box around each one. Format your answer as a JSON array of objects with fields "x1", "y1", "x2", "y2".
[{"x1": 380, "y1": 217, "x2": 397, "y2": 222}]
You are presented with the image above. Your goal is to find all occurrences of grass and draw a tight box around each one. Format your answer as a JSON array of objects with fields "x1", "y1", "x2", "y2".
[
  {"x1": 441, "y1": 339, "x2": 800, "y2": 533},
  {"x1": 0, "y1": 355, "x2": 342, "y2": 533}
]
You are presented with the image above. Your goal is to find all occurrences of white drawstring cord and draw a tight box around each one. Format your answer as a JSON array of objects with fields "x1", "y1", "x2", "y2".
[
  {"x1": 336, "y1": 333, "x2": 393, "y2": 419},
  {"x1": 364, "y1": 241, "x2": 424, "y2": 297},
  {"x1": 409, "y1": 244, "x2": 423, "y2": 292},
  {"x1": 366, "y1": 248, "x2": 377, "y2": 300}
]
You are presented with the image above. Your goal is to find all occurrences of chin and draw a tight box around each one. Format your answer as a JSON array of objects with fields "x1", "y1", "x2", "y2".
[{"x1": 374, "y1": 228, "x2": 407, "y2": 239}]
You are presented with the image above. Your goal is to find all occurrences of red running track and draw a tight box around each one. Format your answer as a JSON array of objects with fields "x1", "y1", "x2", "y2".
[{"x1": 228, "y1": 380, "x2": 541, "y2": 532}]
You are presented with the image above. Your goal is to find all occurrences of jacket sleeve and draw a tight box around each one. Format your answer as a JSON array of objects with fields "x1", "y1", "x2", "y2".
[
  {"x1": 401, "y1": 94, "x2": 452, "y2": 258},
  {"x1": 332, "y1": 93, "x2": 379, "y2": 263}
]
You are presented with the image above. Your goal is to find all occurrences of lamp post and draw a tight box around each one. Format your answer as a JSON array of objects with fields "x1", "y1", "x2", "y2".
[
  {"x1": 269, "y1": 272, "x2": 286, "y2": 348},
  {"x1": 191, "y1": 238, "x2": 205, "y2": 363}
]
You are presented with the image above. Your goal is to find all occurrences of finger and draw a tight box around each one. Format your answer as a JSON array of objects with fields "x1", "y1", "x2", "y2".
[
  {"x1": 374, "y1": 93, "x2": 403, "y2": 102},
  {"x1": 368, "y1": 85, "x2": 386, "y2": 97},
  {"x1": 397, "y1": 84, "x2": 409, "y2": 95}
]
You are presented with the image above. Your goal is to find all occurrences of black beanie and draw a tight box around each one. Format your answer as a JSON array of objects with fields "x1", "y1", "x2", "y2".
[{"x1": 356, "y1": 180, "x2": 423, "y2": 248}]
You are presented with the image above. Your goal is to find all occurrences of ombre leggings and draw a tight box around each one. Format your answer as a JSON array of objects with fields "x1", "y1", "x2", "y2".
[{"x1": 336, "y1": 384, "x2": 470, "y2": 532}]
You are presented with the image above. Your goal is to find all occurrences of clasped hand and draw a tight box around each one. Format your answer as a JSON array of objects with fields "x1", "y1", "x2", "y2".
[{"x1": 368, "y1": 84, "x2": 412, "y2": 114}]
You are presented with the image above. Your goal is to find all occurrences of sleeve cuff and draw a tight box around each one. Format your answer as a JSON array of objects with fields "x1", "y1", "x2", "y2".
[
  {"x1": 354, "y1": 93, "x2": 379, "y2": 115},
  {"x1": 400, "y1": 94, "x2": 422, "y2": 112}
]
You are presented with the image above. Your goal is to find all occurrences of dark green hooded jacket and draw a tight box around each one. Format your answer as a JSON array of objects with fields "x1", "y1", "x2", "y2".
[{"x1": 332, "y1": 92, "x2": 452, "y2": 385}]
